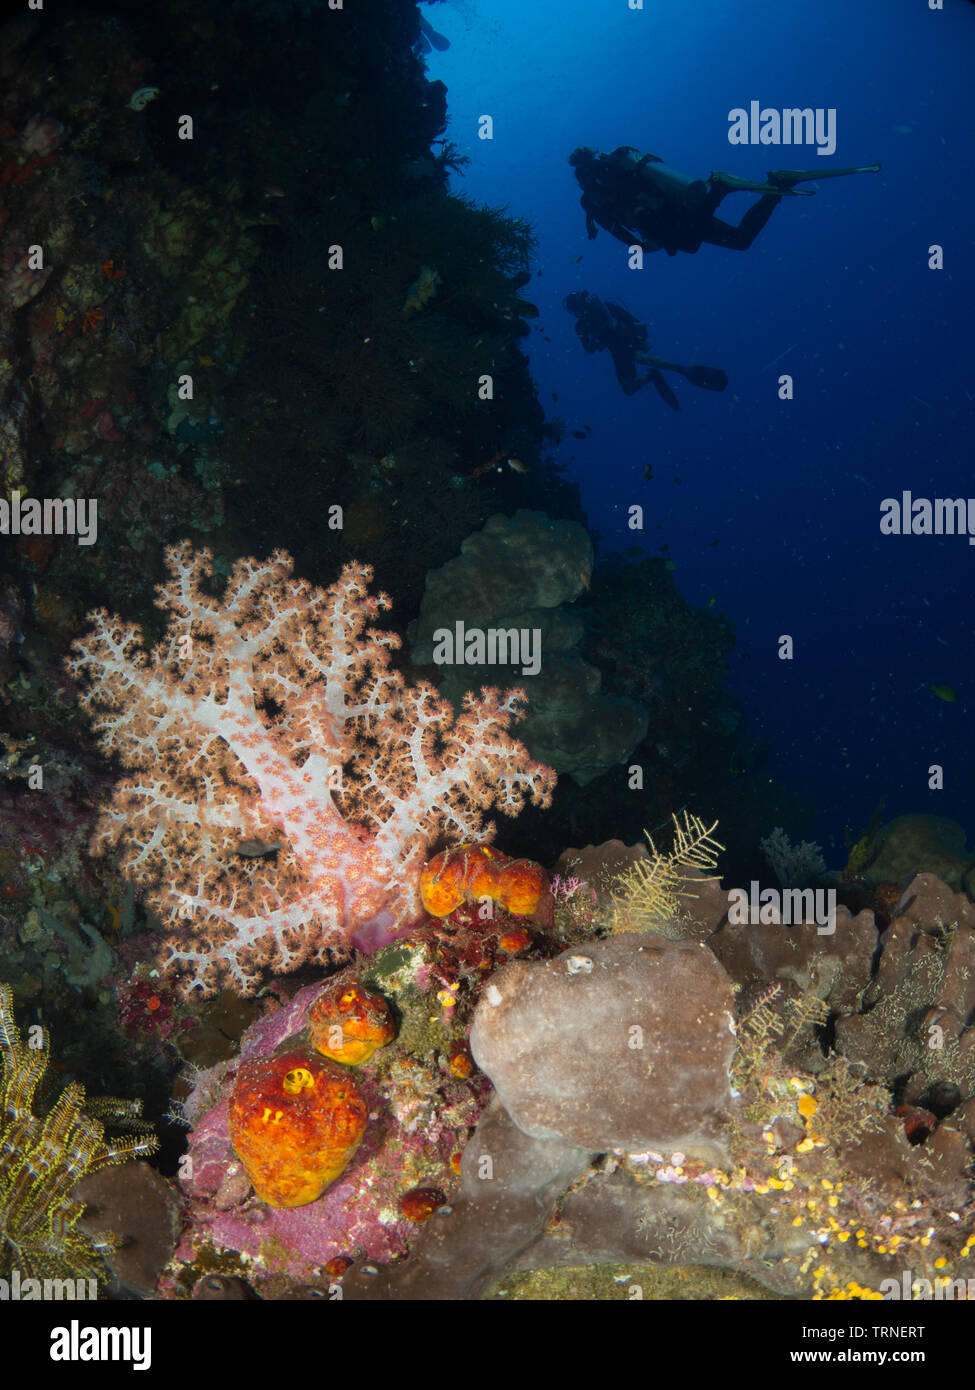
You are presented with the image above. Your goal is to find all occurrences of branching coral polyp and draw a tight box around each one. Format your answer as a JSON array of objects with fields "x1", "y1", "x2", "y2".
[{"x1": 68, "y1": 543, "x2": 555, "y2": 998}]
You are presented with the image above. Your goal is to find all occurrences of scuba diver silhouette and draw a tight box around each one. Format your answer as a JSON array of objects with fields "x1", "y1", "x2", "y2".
[
  {"x1": 564, "y1": 291, "x2": 728, "y2": 410},
  {"x1": 569, "y1": 146, "x2": 881, "y2": 255}
]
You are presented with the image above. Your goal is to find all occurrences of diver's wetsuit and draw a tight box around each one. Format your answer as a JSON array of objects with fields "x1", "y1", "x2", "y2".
[
  {"x1": 685, "y1": 185, "x2": 782, "y2": 253},
  {"x1": 566, "y1": 292, "x2": 648, "y2": 394},
  {"x1": 565, "y1": 290, "x2": 729, "y2": 409}
]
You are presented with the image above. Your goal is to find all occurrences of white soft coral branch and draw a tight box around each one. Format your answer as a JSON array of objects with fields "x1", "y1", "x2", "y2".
[{"x1": 68, "y1": 543, "x2": 555, "y2": 998}]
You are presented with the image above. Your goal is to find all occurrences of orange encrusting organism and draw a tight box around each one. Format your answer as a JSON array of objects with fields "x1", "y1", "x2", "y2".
[
  {"x1": 419, "y1": 843, "x2": 548, "y2": 918},
  {"x1": 227, "y1": 1050, "x2": 368, "y2": 1207},
  {"x1": 308, "y1": 978, "x2": 396, "y2": 1065},
  {"x1": 447, "y1": 1043, "x2": 475, "y2": 1079},
  {"x1": 498, "y1": 927, "x2": 532, "y2": 953},
  {"x1": 399, "y1": 1186, "x2": 447, "y2": 1222}
]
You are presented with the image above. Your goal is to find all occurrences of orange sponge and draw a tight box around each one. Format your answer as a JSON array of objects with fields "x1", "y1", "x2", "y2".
[
  {"x1": 420, "y1": 843, "x2": 547, "y2": 918},
  {"x1": 308, "y1": 979, "x2": 396, "y2": 1065},
  {"x1": 228, "y1": 1050, "x2": 368, "y2": 1207}
]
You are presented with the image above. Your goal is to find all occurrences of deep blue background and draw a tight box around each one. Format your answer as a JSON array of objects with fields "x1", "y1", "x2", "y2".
[{"x1": 420, "y1": 0, "x2": 975, "y2": 859}]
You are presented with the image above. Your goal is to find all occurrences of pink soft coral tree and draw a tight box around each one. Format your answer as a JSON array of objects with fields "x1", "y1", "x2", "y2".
[{"x1": 68, "y1": 544, "x2": 555, "y2": 998}]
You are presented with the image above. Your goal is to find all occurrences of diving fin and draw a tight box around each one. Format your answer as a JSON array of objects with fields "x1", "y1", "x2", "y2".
[
  {"x1": 418, "y1": 15, "x2": 451, "y2": 51},
  {"x1": 645, "y1": 356, "x2": 728, "y2": 393},
  {"x1": 767, "y1": 163, "x2": 882, "y2": 185},
  {"x1": 647, "y1": 368, "x2": 680, "y2": 411},
  {"x1": 680, "y1": 365, "x2": 729, "y2": 392}
]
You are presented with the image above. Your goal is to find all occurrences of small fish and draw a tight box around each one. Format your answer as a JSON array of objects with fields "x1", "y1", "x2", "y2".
[
  {"x1": 664, "y1": 559, "x2": 676, "y2": 571},
  {"x1": 569, "y1": 254, "x2": 583, "y2": 264},
  {"x1": 930, "y1": 684, "x2": 957, "y2": 703},
  {"x1": 643, "y1": 463, "x2": 653, "y2": 480},
  {"x1": 237, "y1": 837, "x2": 286, "y2": 858},
  {"x1": 707, "y1": 595, "x2": 717, "y2": 608},
  {"x1": 572, "y1": 429, "x2": 587, "y2": 440},
  {"x1": 506, "y1": 457, "x2": 527, "y2": 474},
  {"x1": 710, "y1": 538, "x2": 720, "y2": 547},
  {"x1": 127, "y1": 86, "x2": 160, "y2": 111}
]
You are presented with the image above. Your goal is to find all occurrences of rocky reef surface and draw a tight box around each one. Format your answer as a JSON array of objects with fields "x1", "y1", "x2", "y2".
[{"x1": 137, "y1": 847, "x2": 975, "y2": 1302}]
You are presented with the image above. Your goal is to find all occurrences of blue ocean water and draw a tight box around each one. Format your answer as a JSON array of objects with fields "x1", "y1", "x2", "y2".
[{"x1": 422, "y1": 0, "x2": 974, "y2": 857}]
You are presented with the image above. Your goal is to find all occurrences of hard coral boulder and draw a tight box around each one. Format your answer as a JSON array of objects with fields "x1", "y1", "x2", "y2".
[
  {"x1": 410, "y1": 510, "x2": 648, "y2": 784},
  {"x1": 470, "y1": 936, "x2": 736, "y2": 1162},
  {"x1": 553, "y1": 839, "x2": 650, "y2": 913},
  {"x1": 835, "y1": 873, "x2": 975, "y2": 1109},
  {"x1": 711, "y1": 903, "x2": 877, "y2": 1017},
  {"x1": 509, "y1": 651, "x2": 648, "y2": 787},
  {"x1": 73, "y1": 1163, "x2": 182, "y2": 1299},
  {"x1": 856, "y1": 814, "x2": 974, "y2": 890},
  {"x1": 411, "y1": 510, "x2": 593, "y2": 651}
]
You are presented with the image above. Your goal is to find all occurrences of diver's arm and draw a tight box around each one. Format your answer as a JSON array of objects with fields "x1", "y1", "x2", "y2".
[
  {"x1": 606, "y1": 219, "x2": 644, "y2": 245},
  {"x1": 581, "y1": 194, "x2": 599, "y2": 239}
]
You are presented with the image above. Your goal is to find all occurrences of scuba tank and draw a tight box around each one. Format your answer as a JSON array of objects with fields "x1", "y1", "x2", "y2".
[
  {"x1": 608, "y1": 148, "x2": 708, "y2": 210},
  {"x1": 638, "y1": 161, "x2": 709, "y2": 211}
]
